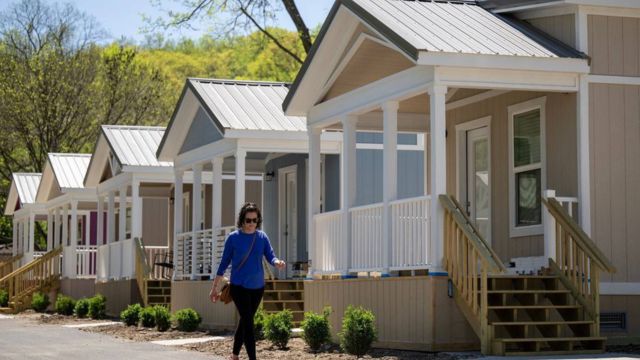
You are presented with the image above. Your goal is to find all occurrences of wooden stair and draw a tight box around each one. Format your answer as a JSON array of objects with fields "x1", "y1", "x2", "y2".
[
  {"x1": 144, "y1": 279, "x2": 171, "y2": 307},
  {"x1": 262, "y1": 280, "x2": 304, "y2": 326},
  {"x1": 134, "y1": 238, "x2": 172, "y2": 308}
]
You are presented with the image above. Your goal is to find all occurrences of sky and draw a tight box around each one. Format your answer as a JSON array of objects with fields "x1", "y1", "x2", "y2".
[{"x1": 0, "y1": 0, "x2": 335, "y2": 43}]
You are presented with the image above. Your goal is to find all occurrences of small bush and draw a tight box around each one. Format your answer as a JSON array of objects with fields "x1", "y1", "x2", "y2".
[
  {"x1": 54, "y1": 295, "x2": 76, "y2": 316},
  {"x1": 301, "y1": 307, "x2": 332, "y2": 352},
  {"x1": 31, "y1": 292, "x2": 50, "y2": 313},
  {"x1": 254, "y1": 306, "x2": 267, "y2": 340},
  {"x1": 88, "y1": 294, "x2": 107, "y2": 320},
  {"x1": 139, "y1": 306, "x2": 156, "y2": 328},
  {"x1": 120, "y1": 304, "x2": 142, "y2": 326},
  {"x1": 0, "y1": 289, "x2": 8, "y2": 307},
  {"x1": 154, "y1": 305, "x2": 171, "y2": 332},
  {"x1": 173, "y1": 308, "x2": 202, "y2": 332},
  {"x1": 339, "y1": 306, "x2": 377, "y2": 357},
  {"x1": 264, "y1": 309, "x2": 293, "y2": 349},
  {"x1": 74, "y1": 298, "x2": 90, "y2": 318}
]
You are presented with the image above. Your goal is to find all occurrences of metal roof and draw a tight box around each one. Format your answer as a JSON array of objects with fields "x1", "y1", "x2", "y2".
[
  {"x1": 189, "y1": 79, "x2": 307, "y2": 132},
  {"x1": 13, "y1": 173, "x2": 41, "y2": 205},
  {"x1": 48, "y1": 154, "x2": 91, "y2": 190},
  {"x1": 102, "y1": 125, "x2": 172, "y2": 167}
]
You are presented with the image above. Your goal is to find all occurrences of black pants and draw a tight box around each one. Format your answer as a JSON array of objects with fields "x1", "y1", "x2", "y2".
[{"x1": 230, "y1": 284, "x2": 264, "y2": 360}]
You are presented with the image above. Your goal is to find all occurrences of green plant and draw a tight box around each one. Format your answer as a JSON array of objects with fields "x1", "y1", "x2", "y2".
[
  {"x1": 0, "y1": 289, "x2": 8, "y2": 307},
  {"x1": 120, "y1": 304, "x2": 143, "y2": 326},
  {"x1": 139, "y1": 306, "x2": 156, "y2": 328},
  {"x1": 54, "y1": 295, "x2": 76, "y2": 316},
  {"x1": 264, "y1": 309, "x2": 293, "y2": 349},
  {"x1": 173, "y1": 308, "x2": 202, "y2": 332},
  {"x1": 339, "y1": 306, "x2": 377, "y2": 357},
  {"x1": 154, "y1": 305, "x2": 171, "y2": 332},
  {"x1": 74, "y1": 298, "x2": 90, "y2": 318},
  {"x1": 301, "y1": 307, "x2": 332, "y2": 352},
  {"x1": 253, "y1": 305, "x2": 267, "y2": 340},
  {"x1": 88, "y1": 294, "x2": 107, "y2": 319},
  {"x1": 31, "y1": 292, "x2": 50, "y2": 313}
]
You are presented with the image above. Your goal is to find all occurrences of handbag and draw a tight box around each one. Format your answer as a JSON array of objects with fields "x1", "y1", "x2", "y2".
[{"x1": 219, "y1": 232, "x2": 257, "y2": 304}]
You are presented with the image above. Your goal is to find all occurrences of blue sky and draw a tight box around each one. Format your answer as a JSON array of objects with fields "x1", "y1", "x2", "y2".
[{"x1": 0, "y1": 0, "x2": 334, "y2": 43}]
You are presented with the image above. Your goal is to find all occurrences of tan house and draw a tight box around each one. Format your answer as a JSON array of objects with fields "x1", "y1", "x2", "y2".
[{"x1": 283, "y1": 0, "x2": 639, "y2": 355}]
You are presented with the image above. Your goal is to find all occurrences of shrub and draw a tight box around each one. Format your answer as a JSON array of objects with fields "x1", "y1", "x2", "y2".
[
  {"x1": 74, "y1": 298, "x2": 90, "y2": 318},
  {"x1": 88, "y1": 294, "x2": 107, "y2": 320},
  {"x1": 264, "y1": 309, "x2": 293, "y2": 349},
  {"x1": 253, "y1": 306, "x2": 267, "y2": 340},
  {"x1": 154, "y1": 305, "x2": 171, "y2": 332},
  {"x1": 55, "y1": 294, "x2": 76, "y2": 316},
  {"x1": 120, "y1": 304, "x2": 143, "y2": 326},
  {"x1": 0, "y1": 289, "x2": 8, "y2": 307},
  {"x1": 139, "y1": 306, "x2": 156, "y2": 328},
  {"x1": 339, "y1": 306, "x2": 377, "y2": 357},
  {"x1": 173, "y1": 308, "x2": 202, "y2": 332},
  {"x1": 31, "y1": 292, "x2": 50, "y2": 313},
  {"x1": 301, "y1": 307, "x2": 332, "y2": 352}
]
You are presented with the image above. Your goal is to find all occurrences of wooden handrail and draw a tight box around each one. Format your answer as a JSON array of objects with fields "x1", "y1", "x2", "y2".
[
  {"x1": 0, "y1": 254, "x2": 23, "y2": 278},
  {"x1": 134, "y1": 238, "x2": 151, "y2": 306}
]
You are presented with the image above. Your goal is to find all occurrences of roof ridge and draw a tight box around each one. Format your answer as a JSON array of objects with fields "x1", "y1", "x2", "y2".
[
  {"x1": 48, "y1": 153, "x2": 92, "y2": 157},
  {"x1": 188, "y1": 77, "x2": 291, "y2": 87},
  {"x1": 13, "y1": 172, "x2": 42, "y2": 176},
  {"x1": 102, "y1": 124, "x2": 166, "y2": 130}
]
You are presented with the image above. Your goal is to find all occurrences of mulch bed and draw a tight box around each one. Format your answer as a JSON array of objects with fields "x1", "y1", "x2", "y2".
[
  {"x1": 81, "y1": 323, "x2": 228, "y2": 342},
  {"x1": 37, "y1": 313, "x2": 117, "y2": 325}
]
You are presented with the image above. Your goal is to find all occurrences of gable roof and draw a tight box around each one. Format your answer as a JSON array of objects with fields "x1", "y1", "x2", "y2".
[
  {"x1": 102, "y1": 125, "x2": 171, "y2": 167},
  {"x1": 4, "y1": 173, "x2": 42, "y2": 215},
  {"x1": 48, "y1": 153, "x2": 91, "y2": 189}
]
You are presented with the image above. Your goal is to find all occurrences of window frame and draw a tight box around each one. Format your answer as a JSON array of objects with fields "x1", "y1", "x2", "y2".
[{"x1": 508, "y1": 96, "x2": 547, "y2": 238}]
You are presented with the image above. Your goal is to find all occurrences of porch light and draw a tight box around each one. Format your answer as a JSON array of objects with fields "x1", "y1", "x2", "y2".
[{"x1": 265, "y1": 171, "x2": 275, "y2": 181}]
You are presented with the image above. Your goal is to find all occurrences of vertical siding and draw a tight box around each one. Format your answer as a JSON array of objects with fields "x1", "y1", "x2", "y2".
[
  {"x1": 95, "y1": 279, "x2": 142, "y2": 317},
  {"x1": 179, "y1": 107, "x2": 224, "y2": 155},
  {"x1": 171, "y1": 281, "x2": 238, "y2": 330},
  {"x1": 590, "y1": 84, "x2": 640, "y2": 283},
  {"x1": 527, "y1": 14, "x2": 576, "y2": 48},
  {"x1": 220, "y1": 179, "x2": 262, "y2": 227},
  {"x1": 142, "y1": 198, "x2": 169, "y2": 247},
  {"x1": 589, "y1": 15, "x2": 640, "y2": 77}
]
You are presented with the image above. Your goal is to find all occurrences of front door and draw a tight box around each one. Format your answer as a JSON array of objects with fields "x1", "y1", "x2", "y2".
[
  {"x1": 279, "y1": 166, "x2": 297, "y2": 278},
  {"x1": 466, "y1": 126, "x2": 491, "y2": 241}
]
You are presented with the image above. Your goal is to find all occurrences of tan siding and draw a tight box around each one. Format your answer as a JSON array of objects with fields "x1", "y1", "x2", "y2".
[
  {"x1": 60, "y1": 278, "x2": 95, "y2": 299},
  {"x1": 590, "y1": 84, "x2": 640, "y2": 283},
  {"x1": 142, "y1": 198, "x2": 169, "y2": 247},
  {"x1": 304, "y1": 277, "x2": 478, "y2": 351},
  {"x1": 589, "y1": 15, "x2": 640, "y2": 76},
  {"x1": 445, "y1": 91, "x2": 577, "y2": 262},
  {"x1": 601, "y1": 295, "x2": 640, "y2": 337},
  {"x1": 171, "y1": 281, "x2": 238, "y2": 330},
  {"x1": 95, "y1": 279, "x2": 142, "y2": 317},
  {"x1": 527, "y1": 14, "x2": 576, "y2": 48},
  {"x1": 221, "y1": 179, "x2": 262, "y2": 227}
]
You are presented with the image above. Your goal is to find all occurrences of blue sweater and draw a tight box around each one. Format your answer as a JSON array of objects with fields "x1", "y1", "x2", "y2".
[{"x1": 216, "y1": 229, "x2": 278, "y2": 289}]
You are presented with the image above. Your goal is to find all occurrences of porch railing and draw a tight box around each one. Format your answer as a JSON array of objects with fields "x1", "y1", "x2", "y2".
[
  {"x1": 390, "y1": 195, "x2": 431, "y2": 270},
  {"x1": 313, "y1": 210, "x2": 344, "y2": 273},
  {"x1": 96, "y1": 239, "x2": 137, "y2": 281},
  {"x1": 62, "y1": 246, "x2": 97, "y2": 279},
  {"x1": 0, "y1": 254, "x2": 22, "y2": 279},
  {"x1": 144, "y1": 246, "x2": 170, "y2": 279},
  {"x1": 175, "y1": 226, "x2": 234, "y2": 280},
  {"x1": 350, "y1": 203, "x2": 384, "y2": 271}
]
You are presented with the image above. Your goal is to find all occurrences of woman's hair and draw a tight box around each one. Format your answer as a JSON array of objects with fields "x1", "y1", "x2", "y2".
[{"x1": 236, "y1": 202, "x2": 263, "y2": 229}]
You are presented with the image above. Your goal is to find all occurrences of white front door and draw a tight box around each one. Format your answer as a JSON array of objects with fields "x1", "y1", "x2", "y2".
[
  {"x1": 466, "y1": 126, "x2": 491, "y2": 241},
  {"x1": 279, "y1": 166, "x2": 297, "y2": 278}
]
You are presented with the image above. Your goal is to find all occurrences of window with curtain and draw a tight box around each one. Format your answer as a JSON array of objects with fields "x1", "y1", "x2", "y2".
[{"x1": 513, "y1": 109, "x2": 542, "y2": 227}]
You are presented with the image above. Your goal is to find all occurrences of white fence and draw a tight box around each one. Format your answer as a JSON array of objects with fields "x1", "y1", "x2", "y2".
[
  {"x1": 350, "y1": 203, "x2": 384, "y2": 271},
  {"x1": 175, "y1": 226, "x2": 234, "y2": 280},
  {"x1": 390, "y1": 195, "x2": 431, "y2": 270},
  {"x1": 62, "y1": 245, "x2": 97, "y2": 279},
  {"x1": 313, "y1": 210, "x2": 344, "y2": 273},
  {"x1": 96, "y1": 239, "x2": 136, "y2": 281}
]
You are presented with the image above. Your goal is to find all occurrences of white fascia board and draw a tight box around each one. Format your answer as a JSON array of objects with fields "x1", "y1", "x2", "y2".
[
  {"x1": 513, "y1": 5, "x2": 577, "y2": 19},
  {"x1": 96, "y1": 172, "x2": 133, "y2": 195},
  {"x1": 419, "y1": 52, "x2": 589, "y2": 74},
  {"x1": 600, "y1": 282, "x2": 640, "y2": 295},
  {"x1": 581, "y1": 5, "x2": 640, "y2": 17},
  {"x1": 307, "y1": 66, "x2": 434, "y2": 128},
  {"x1": 236, "y1": 138, "x2": 342, "y2": 155},
  {"x1": 122, "y1": 165, "x2": 174, "y2": 174},
  {"x1": 223, "y1": 129, "x2": 308, "y2": 141},
  {"x1": 174, "y1": 138, "x2": 237, "y2": 171},
  {"x1": 437, "y1": 66, "x2": 580, "y2": 92},
  {"x1": 131, "y1": 172, "x2": 175, "y2": 184},
  {"x1": 492, "y1": 1, "x2": 566, "y2": 14},
  {"x1": 588, "y1": 75, "x2": 640, "y2": 85}
]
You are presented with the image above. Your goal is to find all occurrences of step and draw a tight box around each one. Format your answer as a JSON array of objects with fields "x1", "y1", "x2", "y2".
[
  {"x1": 487, "y1": 289, "x2": 569, "y2": 294},
  {"x1": 489, "y1": 305, "x2": 581, "y2": 310},
  {"x1": 496, "y1": 336, "x2": 606, "y2": 344},
  {"x1": 494, "y1": 336, "x2": 606, "y2": 355},
  {"x1": 0, "y1": 307, "x2": 13, "y2": 314},
  {"x1": 490, "y1": 320, "x2": 593, "y2": 326}
]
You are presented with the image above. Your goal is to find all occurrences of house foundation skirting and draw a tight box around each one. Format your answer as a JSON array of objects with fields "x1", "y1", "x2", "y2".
[
  {"x1": 95, "y1": 279, "x2": 142, "y2": 317},
  {"x1": 171, "y1": 280, "x2": 238, "y2": 330},
  {"x1": 60, "y1": 278, "x2": 96, "y2": 300}
]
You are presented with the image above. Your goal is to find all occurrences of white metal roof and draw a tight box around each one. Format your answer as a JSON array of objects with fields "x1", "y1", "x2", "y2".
[
  {"x1": 351, "y1": 0, "x2": 563, "y2": 58},
  {"x1": 48, "y1": 153, "x2": 91, "y2": 189},
  {"x1": 102, "y1": 125, "x2": 172, "y2": 168},
  {"x1": 13, "y1": 173, "x2": 41, "y2": 205},
  {"x1": 189, "y1": 79, "x2": 307, "y2": 132}
]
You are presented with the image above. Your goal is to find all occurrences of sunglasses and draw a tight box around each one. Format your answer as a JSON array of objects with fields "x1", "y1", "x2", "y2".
[{"x1": 244, "y1": 217, "x2": 259, "y2": 224}]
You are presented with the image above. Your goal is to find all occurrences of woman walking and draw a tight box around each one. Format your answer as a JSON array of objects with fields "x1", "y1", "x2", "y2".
[{"x1": 210, "y1": 202, "x2": 285, "y2": 360}]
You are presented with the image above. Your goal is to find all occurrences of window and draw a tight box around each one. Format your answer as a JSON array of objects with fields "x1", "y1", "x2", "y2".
[{"x1": 508, "y1": 97, "x2": 546, "y2": 237}]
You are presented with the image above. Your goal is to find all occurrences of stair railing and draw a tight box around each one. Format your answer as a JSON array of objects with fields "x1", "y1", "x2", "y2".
[
  {"x1": 440, "y1": 194, "x2": 506, "y2": 354},
  {"x1": 0, "y1": 254, "x2": 23, "y2": 279},
  {"x1": 134, "y1": 238, "x2": 152, "y2": 306},
  {"x1": 543, "y1": 197, "x2": 616, "y2": 335},
  {"x1": 0, "y1": 247, "x2": 62, "y2": 311}
]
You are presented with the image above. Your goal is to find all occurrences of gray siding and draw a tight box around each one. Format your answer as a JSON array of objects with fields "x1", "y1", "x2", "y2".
[
  {"x1": 324, "y1": 155, "x2": 341, "y2": 212},
  {"x1": 179, "y1": 107, "x2": 223, "y2": 154}
]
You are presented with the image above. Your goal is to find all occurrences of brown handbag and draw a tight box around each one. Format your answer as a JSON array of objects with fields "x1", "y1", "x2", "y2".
[{"x1": 219, "y1": 232, "x2": 257, "y2": 304}]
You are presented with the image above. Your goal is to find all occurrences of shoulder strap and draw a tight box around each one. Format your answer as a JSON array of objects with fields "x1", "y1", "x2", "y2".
[{"x1": 235, "y1": 232, "x2": 257, "y2": 272}]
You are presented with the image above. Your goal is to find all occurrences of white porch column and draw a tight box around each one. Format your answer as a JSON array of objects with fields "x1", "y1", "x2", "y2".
[
  {"x1": 54, "y1": 207, "x2": 61, "y2": 248},
  {"x1": 69, "y1": 200, "x2": 78, "y2": 279},
  {"x1": 84, "y1": 212, "x2": 91, "y2": 247},
  {"x1": 341, "y1": 116, "x2": 357, "y2": 274},
  {"x1": 107, "y1": 191, "x2": 116, "y2": 244},
  {"x1": 97, "y1": 195, "x2": 104, "y2": 246},
  {"x1": 173, "y1": 169, "x2": 184, "y2": 278},
  {"x1": 382, "y1": 101, "x2": 399, "y2": 274},
  {"x1": 62, "y1": 204, "x2": 69, "y2": 247},
  {"x1": 28, "y1": 213, "x2": 35, "y2": 257},
  {"x1": 543, "y1": 190, "x2": 557, "y2": 261},
  {"x1": 428, "y1": 84, "x2": 447, "y2": 270},
  {"x1": 131, "y1": 179, "x2": 142, "y2": 240},
  {"x1": 577, "y1": 75, "x2": 591, "y2": 235},
  {"x1": 19, "y1": 220, "x2": 24, "y2": 255},
  {"x1": 307, "y1": 127, "x2": 322, "y2": 278},
  {"x1": 235, "y1": 149, "x2": 246, "y2": 216},
  {"x1": 119, "y1": 186, "x2": 127, "y2": 242},
  {"x1": 12, "y1": 219, "x2": 17, "y2": 256},
  {"x1": 46, "y1": 211, "x2": 53, "y2": 251},
  {"x1": 191, "y1": 164, "x2": 203, "y2": 280},
  {"x1": 211, "y1": 157, "x2": 223, "y2": 231}
]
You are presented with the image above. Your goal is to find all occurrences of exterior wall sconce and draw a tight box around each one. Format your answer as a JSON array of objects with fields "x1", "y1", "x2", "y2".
[{"x1": 265, "y1": 171, "x2": 275, "y2": 181}]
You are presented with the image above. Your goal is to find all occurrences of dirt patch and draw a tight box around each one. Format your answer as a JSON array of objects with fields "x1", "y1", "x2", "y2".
[
  {"x1": 81, "y1": 324, "x2": 227, "y2": 342},
  {"x1": 37, "y1": 313, "x2": 116, "y2": 325}
]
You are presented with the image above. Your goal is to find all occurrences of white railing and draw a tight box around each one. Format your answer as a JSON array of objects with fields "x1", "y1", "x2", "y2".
[
  {"x1": 350, "y1": 203, "x2": 384, "y2": 271},
  {"x1": 390, "y1": 195, "x2": 431, "y2": 270},
  {"x1": 121, "y1": 239, "x2": 136, "y2": 279},
  {"x1": 313, "y1": 210, "x2": 344, "y2": 273},
  {"x1": 97, "y1": 244, "x2": 109, "y2": 282},
  {"x1": 174, "y1": 226, "x2": 234, "y2": 280},
  {"x1": 144, "y1": 246, "x2": 170, "y2": 279},
  {"x1": 76, "y1": 245, "x2": 97, "y2": 278},
  {"x1": 96, "y1": 239, "x2": 136, "y2": 281}
]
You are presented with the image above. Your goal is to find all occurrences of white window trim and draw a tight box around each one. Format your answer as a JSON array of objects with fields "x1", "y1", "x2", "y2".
[{"x1": 508, "y1": 96, "x2": 547, "y2": 238}]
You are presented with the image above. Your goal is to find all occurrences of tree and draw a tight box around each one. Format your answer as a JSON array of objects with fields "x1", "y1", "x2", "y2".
[{"x1": 149, "y1": 0, "x2": 312, "y2": 64}]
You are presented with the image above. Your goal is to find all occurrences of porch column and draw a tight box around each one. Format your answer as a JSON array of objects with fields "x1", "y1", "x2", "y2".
[
  {"x1": 173, "y1": 169, "x2": 184, "y2": 279},
  {"x1": 118, "y1": 186, "x2": 127, "y2": 279},
  {"x1": 12, "y1": 219, "x2": 17, "y2": 256},
  {"x1": 382, "y1": 101, "x2": 399, "y2": 274},
  {"x1": 191, "y1": 164, "x2": 203, "y2": 280},
  {"x1": 62, "y1": 204, "x2": 69, "y2": 247},
  {"x1": 84, "y1": 212, "x2": 91, "y2": 246},
  {"x1": 70, "y1": 200, "x2": 78, "y2": 279},
  {"x1": 211, "y1": 157, "x2": 223, "y2": 231},
  {"x1": 235, "y1": 149, "x2": 246, "y2": 216},
  {"x1": 341, "y1": 116, "x2": 357, "y2": 274},
  {"x1": 46, "y1": 210, "x2": 53, "y2": 251},
  {"x1": 107, "y1": 191, "x2": 116, "y2": 244},
  {"x1": 131, "y1": 179, "x2": 142, "y2": 240},
  {"x1": 97, "y1": 195, "x2": 104, "y2": 246},
  {"x1": 307, "y1": 127, "x2": 322, "y2": 278},
  {"x1": 577, "y1": 75, "x2": 591, "y2": 235},
  {"x1": 428, "y1": 84, "x2": 447, "y2": 270},
  {"x1": 19, "y1": 220, "x2": 24, "y2": 255},
  {"x1": 28, "y1": 213, "x2": 35, "y2": 257},
  {"x1": 54, "y1": 207, "x2": 61, "y2": 248}
]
